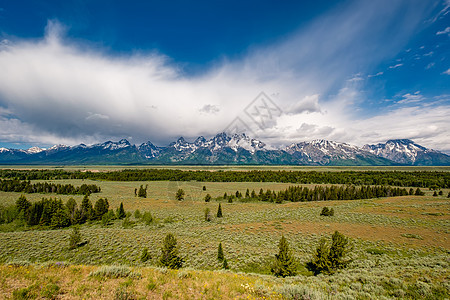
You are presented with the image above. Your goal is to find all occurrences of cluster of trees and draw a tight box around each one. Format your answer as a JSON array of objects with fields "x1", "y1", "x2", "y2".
[
  {"x1": 223, "y1": 185, "x2": 415, "y2": 203},
  {"x1": 0, "y1": 169, "x2": 448, "y2": 188},
  {"x1": 0, "y1": 179, "x2": 100, "y2": 195},
  {"x1": 0, "y1": 195, "x2": 127, "y2": 229},
  {"x1": 135, "y1": 185, "x2": 147, "y2": 198},
  {"x1": 320, "y1": 207, "x2": 334, "y2": 216},
  {"x1": 272, "y1": 231, "x2": 352, "y2": 277},
  {"x1": 157, "y1": 231, "x2": 350, "y2": 276}
]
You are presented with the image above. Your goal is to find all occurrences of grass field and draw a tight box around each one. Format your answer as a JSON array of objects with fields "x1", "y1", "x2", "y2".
[{"x1": 0, "y1": 174, "x2": 449, "y2": 299}]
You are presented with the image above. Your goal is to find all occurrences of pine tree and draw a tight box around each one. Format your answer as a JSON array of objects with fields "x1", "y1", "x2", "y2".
[
  {"x1": 138, "y1": 185, "x2": 147, "y2": 198},
  {"x1": 204, "y1": 194, "x2": 211, "y2": 202},
  {"x1": 433, "y1": 191, "x2": 438, "y2": 197},
  {"x1": 116, "y1": 202, "x2": 126, "y2": 219},
  {"x1": 217, "y1": 203, "x2": 223, "y2": 218},
  {"x1": 93, "y1": 198, "x2": 109, "y2": 220},
  {"x1": 50, "y1": 207, "x2": 70, "y2": 228},
  {"x1": 160, "y1": 233, "x2": 183, "y2": 269},
  {"x1": 306, "y1": 238, "x2": 331, "y2": 275},
  {"x1": 271, "y1": 235, "x2": 297, "y2": 277},
  {"x1": 217, "y1": 242, "x2": 224, "y2": 262},
  {"x1": 16, "y1": 195, "x2": 31, "y2": 220},
  {"x1": 222, "y1": 258, "x2": 229, "y2": 269},
  {"x1": 80, "y1": 195, "x2": 93, "y2": 222},
  {"x1": 245, "y1": 189, "x2": 250, "y2": 198},
  {"x1": 328, "y1": 231, "x2": 352, "y2": 270},
  {"x1": 176, "y1": 189, "x2": 185, "y2": 201},
  {"x1": 68, "y1": 226, "x2": 81, "y2": 250},
  {"x1": 202, "y1": 185, "x2": 206, "y2": 191}
]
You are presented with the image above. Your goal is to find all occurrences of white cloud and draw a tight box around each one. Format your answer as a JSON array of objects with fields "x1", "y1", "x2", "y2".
[
  {"x1": 397, "y1": 91, "x2": 425, "y2": 104},
  {"x1": 426, "y1": 62, "x2": 435, "y2": 69},
  {"x1": 389, "y1": 63, "x2": 403, "y2": 69},
  {"x1": 368, "y1": 71, "x2": 384, "y2": 77},
  {"x1": 443, "y1": 68, "x2": 450, "y2": 75},
  {"x1": 0, "y1": 2, "x2": 447, "y2": 153},
  {"x1": 436, "y1": 26, "x2": 450, "y2": 35}
]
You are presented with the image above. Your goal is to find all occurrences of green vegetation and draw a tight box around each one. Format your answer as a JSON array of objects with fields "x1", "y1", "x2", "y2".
[
  {"x1": 0, "y1": 168, "x2": 448, "y2": 188},
  {"x1": 0, "y1": 178, "x2": 100, "y2": 194},
  {"x1": 320, "y1": 206, "x2": 334, "y2": 216},
  {"x1": 0, "y1": 166, "x2": 448, "y2": 299},
  {"x1": 159, "y1": 233, "x2": 183, "y2": 269},
  {"x1": 271, "y1": 235, "x2": 297, "y2": 277},
  {"x1": 307, "y1": 231, "x2": 353, "y2": 275}
]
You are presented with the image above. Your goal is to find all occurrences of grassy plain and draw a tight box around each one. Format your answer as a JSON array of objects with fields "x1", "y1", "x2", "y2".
[{"x1": 0, "y1": 171, "x2": 449, "y2": 299}]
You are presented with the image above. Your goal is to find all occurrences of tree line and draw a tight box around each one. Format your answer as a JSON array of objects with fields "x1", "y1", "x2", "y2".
[
  {"x1": 0, "y1": 169, "x2": 448, "y2": 188},
  {"x1": 0, "y1": 179, "x2": 101, "y2": 195},
  {"x1": 219, "y1": 185, "x2": 416, "y2": 203},
  {"x1": 0, "y1": 195, "x2": 126, "y2": 229}
]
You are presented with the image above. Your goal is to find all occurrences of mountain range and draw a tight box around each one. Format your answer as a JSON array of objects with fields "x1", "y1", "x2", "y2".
[{"x1": 0, "y1": 133, "x2": 449, "y2": 166}]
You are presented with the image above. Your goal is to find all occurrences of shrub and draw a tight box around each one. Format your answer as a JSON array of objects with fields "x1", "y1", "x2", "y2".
[
  {"x1": 176, "y1": 189, "x2": 185, "y2": 201},
  {"x1": 204, "y1": 208, "x2": 211, "y2": 222},
  {"x1": 160, "y1": 233, "x2": 183, "y2": 269},
  {"x1": 68, "y1": 226, "x2": 81, "y2": 250},
  {"x1": 114, "y1": 288, "x2": 136, "y2": 300},
  {"x1": 89, "y1": 265, "x2": 140, "y2": 278},
  {"x1": 41, "y1": 283, "x2": 60, "y2": 299},
  {"x1": 134, "y1": 209, "x2": 142, "y2": 219},
  {"x1": 320, "y1": 207, "x2": 334, "y2": 216},
  {"x1": 142, "y1": 211, "x2": 153, "y2": 225},
  {"x1": 271, "y1": 235, "x2": 297, "y2": 277},
  {"x1": 141, "y1": 248, "x2": 151, "y2": 262},
  {"x1": 138, "y1": 185, "x2": 147, "y2": 198},
  {"x1": 204, "y1": 194, "x2": 211, "y2": 202}
]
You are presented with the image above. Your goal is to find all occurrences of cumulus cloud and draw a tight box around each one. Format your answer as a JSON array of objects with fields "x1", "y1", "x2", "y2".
[
  {"x1": 287, "y1": 95, "x2": 322, "y2": 115},
  {"x1": 0, "y1": 1, "x2": 447, "y2": 152}
]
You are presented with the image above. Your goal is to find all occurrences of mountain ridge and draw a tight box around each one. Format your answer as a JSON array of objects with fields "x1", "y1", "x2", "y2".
[{"x1": 0, "y1": 133, "x2": 448, "y2": 166}]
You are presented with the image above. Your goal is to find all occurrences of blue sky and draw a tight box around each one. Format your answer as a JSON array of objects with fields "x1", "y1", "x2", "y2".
[{"x1": 0, "y1": 0, "x2": 449, "y2": 152}]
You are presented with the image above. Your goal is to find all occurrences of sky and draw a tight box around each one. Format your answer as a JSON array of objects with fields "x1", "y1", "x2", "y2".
[{"x1": 0, "y1": 0, "x2": 449, "y2": 153}]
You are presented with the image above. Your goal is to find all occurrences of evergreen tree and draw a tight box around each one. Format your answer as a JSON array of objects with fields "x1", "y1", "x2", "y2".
[
  {"x1": 217, "y1": 242, "x2": 224, "y2": 262},
  {"x1": 93, "y1": 198, "x2": 109, "y2": 220},
  {"x1": 66, "y1": 198, "x2": 77, "y2": 221},
  {"x1": 306, "y1": 238, "x2": 331, "y2": 275},
  {"x1": 204, "y1": 194, "x2": 211, "y2": 202},
  {"x1": 306, "y1": 231, "x2": 352, "y2": 275},
  {"x1": 433, "y1": 191, "x2": 438, "y2": 197},
  {"x1": 50, "y1": 207, "x2": 70, "y2": 228},
  {"x1": 80, "y1": 195, "x2": 93, "y2": 222},
  {"x1": 202, "y1": 185, "x2": 206, "y2": 191},
  {"x1": 116, "y1": 202, "x2": 126, "y2": 219},
  {"x1": 138, "y1": 185, "x2": 147, "y2": 198},
  {"x1": 217, "y1": 203, "x2": 223, "y2": 218},
  {"x1": 223, "y1": 192, "x2": 227, "y2": 199},
  {"x1": 176, "y1": 189, "x2": 185, "y2": 201},
  {"x1": 222, "y1": 258, "x2": 229, "y2": 269},
  {"x1": 415, "y1": 188, "x2": 425, "y2": 196},
  {"x1": 142, "y1": 211, "x2": 153, "y2": 225},
  {"x1": 134, "y1": 209, "x2": 142, "y2": 219},
  {"x1": 245, "y1": 189, "x2": 250, "y2": 198},
  {"x1": 68, "y1": 226, "x2": 81, "y2": 250},
  {"x1": 16, "y1": 195, "x2": 31, "y2": 220},
  {"x1": 328, "y1": 231, "x2": 352, "y2": 270},
  {"x1": 271, "y1": 235, "x2": 297, "y2": 277},
  {"x1": 160, "y1": 233, "x2": 183, "y2": 269}
]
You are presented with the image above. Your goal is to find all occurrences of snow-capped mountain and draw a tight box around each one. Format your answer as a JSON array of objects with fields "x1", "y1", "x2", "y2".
[
  {"x1": 363, "y1": 139, "x2": 450, "y2": 166},
  {"x1": 0, "y1": 134, "x2": 448, "y2": 165},
  {"x1": 284, "y1": 139, "x2": 392, "y2": 165},
  {"x1": 168, "y1": 133, "x2": 266, "y2": 154}
]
